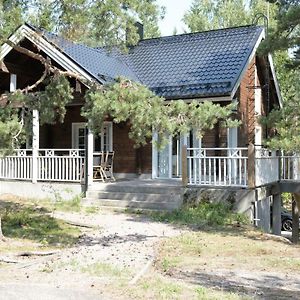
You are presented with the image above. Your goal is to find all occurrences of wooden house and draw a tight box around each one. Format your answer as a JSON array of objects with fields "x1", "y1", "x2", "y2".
[{"x1": 1, "y1": 23, "x2": 298, "y2": 232}]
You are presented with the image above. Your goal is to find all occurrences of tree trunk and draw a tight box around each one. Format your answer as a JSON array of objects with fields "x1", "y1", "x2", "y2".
[
  {"x1": 292, "y1": 193, "x2": 300, "y2": 244},
  {"x1": 0, "y1": 216, "x2": 3, "y2": 240}
]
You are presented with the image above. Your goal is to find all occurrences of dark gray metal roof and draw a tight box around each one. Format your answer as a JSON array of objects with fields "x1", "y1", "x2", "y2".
[
  {"x1": 124, "y1": 26, "x2": 264, "y2": 99},
  {"x1": 28, "y1": 26, "x2": 138, "y2": 83},
  {"x1": 28, "y1": 24, "x2": 264, "y2": 99}
]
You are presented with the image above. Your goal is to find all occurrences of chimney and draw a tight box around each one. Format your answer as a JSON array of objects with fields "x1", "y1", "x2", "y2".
[
  {"x1": 135, "y1": 21, "x2": 144, "y2": 41},
  {"x1": 126, "y1": 22, "x2": 144, "y2": 47}
]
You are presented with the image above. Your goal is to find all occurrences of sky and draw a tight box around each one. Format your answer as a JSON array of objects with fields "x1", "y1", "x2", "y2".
[{"x1": 158, "y1": 0, "x2": 193, "y2": 36}]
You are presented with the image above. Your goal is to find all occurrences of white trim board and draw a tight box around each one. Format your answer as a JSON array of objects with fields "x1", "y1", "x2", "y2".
[
  {"x1": 268, "y1": 53, "x2": 283, "y2": 108},
  {"x1": 0, "y1": 24, "x2": 96, "y2": 84},
  {"x1": 230, "y1": 28, "x2": 266, "y2": 99}
]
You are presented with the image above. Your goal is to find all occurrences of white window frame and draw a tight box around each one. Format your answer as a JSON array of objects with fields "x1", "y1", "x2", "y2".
[
  {"x1": 72, "y1": 122, "x2": 113, "y2": 151},
  {"x1": 72, "y1": 123, "x2": 87, "y2": 149}
]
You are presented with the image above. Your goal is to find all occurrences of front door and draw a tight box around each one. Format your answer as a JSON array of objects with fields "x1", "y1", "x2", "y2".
[{"x1": 154, "y1": 131, "x2": 200, "y2": 179}]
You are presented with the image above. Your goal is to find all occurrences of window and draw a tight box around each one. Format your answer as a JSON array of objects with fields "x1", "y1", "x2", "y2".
[{"x1": 72, "y1": 122, "x2": 113, "y2": 151}]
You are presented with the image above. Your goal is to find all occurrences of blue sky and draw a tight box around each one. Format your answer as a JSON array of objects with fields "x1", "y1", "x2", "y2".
[{"x1": 158, "y1": 0, "x2": 193, "y2": 36}]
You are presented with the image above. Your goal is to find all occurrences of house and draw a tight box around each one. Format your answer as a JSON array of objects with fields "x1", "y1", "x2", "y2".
[{"x1": 0, "y1": 23, "x2": 298, "y2": 233}]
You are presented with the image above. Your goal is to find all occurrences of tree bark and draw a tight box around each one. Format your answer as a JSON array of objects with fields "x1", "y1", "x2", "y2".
[
  {"x1": 292, "y1": 193, "x2": 300, "y2": 244},
  {"x1": 0, "y1": 216, "x2": 3, "y2": 240}
]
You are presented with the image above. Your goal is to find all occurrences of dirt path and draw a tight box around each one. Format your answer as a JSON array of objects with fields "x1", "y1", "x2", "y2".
[
  {"x1": 171, "y1": 268, "x2": 300, "y2": 300},
  {"x1": 1, "y1": 209, "x2": 300, "y2": 299},
  {"x1": 0, "y1": 210, "x2": 184, "y2": 299}
]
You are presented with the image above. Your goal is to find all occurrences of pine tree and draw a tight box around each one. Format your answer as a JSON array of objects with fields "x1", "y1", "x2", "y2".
[{"x1": 265, "y1": 0, "x2": 300, "y2": 68}]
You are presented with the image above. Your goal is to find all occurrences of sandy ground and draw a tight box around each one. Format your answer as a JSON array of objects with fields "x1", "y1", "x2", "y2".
[
  {"x1": 0, "y1": 210, "x2": 184, "y2": 299},
  {"x1": 0, "y1": 209, "x2": 300, "y2": 299}
]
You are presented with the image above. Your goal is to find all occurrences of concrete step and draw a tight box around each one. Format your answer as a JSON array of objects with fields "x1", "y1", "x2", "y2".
[
  {"x1": 88, "y1": 184, "x2": 182, "y2": 195},
  {"x1": 85, "y1": 191, "x2": 182, "y2": 202},
  {"x1": 83, "y1": 198, "x2": 181, "y2": 211}
]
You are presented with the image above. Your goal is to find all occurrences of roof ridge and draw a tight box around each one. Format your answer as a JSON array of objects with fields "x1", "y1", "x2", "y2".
[{"x1": 138, "y1": 24, "x2": 263, "y2": 44}]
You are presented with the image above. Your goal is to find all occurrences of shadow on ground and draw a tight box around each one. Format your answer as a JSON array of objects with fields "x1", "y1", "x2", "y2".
[
  {"x1": 172, "y1": 269, "x2": 300, "y2": 300},
  {"x1": 0, "y1": 199, "x2": 80, "y2": 246}
]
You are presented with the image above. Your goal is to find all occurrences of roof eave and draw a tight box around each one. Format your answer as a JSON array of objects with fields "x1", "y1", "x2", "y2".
[
  {"x1": 268, "y1": 53, "x2": 283, "y2": 108},
  {"x1": 0, "y1": 24, "x2": 101, "y2": 86},
  {"x1": 230, "y1": 27, "x2": 266, "y2": 99}
]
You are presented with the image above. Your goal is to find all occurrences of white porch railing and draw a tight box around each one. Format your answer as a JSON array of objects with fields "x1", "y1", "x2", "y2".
[
  {"x1": 281, "y1": 153, "x2": 300, "y2": 181},
  {"x1": 255, "y1": 148, "x2": 279, "y2": 186},
  {"x1": 0, "y1": 149, "x2": 85, "y2": 182},
  {"x1": 187, "y1": 148, "x2": 248, "y2": 187},
  {"x1": 0, "y1": 149, "x2": 33, "y2": 180},
  {"x1": 37, "y1": 149, "x2": 85, "y2": 182}
]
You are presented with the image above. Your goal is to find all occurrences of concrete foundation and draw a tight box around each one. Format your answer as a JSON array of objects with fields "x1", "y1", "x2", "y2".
[
  {"x1": 0, "y1": 180, "x2": 84, "y2": 200},
  {"x1": 183, "y1": 187, "x2": 256, "y2": 220}
]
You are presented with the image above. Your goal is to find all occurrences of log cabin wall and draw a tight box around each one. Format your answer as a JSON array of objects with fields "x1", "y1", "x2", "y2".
[
  {"x1": 238, "y1": 58, "x2": 256, "y2": 146},
  {"x1": 40, "y1": 105, "x2": 152, "y2": 175}
]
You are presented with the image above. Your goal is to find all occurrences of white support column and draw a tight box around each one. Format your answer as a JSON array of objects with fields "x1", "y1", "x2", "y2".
[
  {"x1": 152, "y1": 131, "x2": 158, "y2": 179},
  {"x1": 32, "y1": 109, "x2": 39, "y2": 183},
  {"x1": 254, "y1": 66, "x2": 263, "y2": 148},
  {"x1": 227, "y1": 127, "x2": 238, "y2": 180},
  {"x1": 168, "y1": 135, "x2": 172, "y2": 179},
  {"x1": 87, "y1": 128, "x2": 94, "y2": 187},
  {"x1": 10, "y1": 74, "x2": 17, "y2": 92}
]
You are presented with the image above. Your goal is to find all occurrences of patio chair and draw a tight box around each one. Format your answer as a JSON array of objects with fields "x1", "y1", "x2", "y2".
[
  {"x1": 102, "y1": 151, "x2": 115, "y2": 181},
  {"x1": 93, "y1": 152, "x2": 106, "y2": 181}
]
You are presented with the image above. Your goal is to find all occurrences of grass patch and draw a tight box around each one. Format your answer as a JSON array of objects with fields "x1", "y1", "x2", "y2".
[
  {"x1": 1, "y1": 203, "x2": 81, "y2": 247},
  {"x1": 81, "y1": 262, "x2": 124, "y2": 278},
  {"x1": 157, "y1": 229, "x2": 300, "y2": 274},
  {"x1": 127, "y1": 272, "x2": 249, "y2": 300},
  {"x1": 150, "y1": 202, "x2": 248, "y2": 227},
  {"x1": 84, "y1": 205, "x2": 100, "y2": 214}
]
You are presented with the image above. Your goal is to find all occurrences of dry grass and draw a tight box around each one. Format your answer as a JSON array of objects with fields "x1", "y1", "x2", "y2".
[
  {"x1": 123, "y1": 272, "x2": 250, "y2": 300},
  {"x1": 156, "y1": 226, "x2": 300, "y2": 274}
]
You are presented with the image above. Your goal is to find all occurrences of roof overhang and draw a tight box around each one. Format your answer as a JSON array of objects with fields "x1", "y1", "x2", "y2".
[
  {"x1": 230, "y1": 28, "x2": 266, "y2": 99},
  {"x1": 268, "y1": 53, "x2": 283, "y2": 108},
  {"x1": 0, "y1": 24, "x2": 96, "y2": 85},
  {"x1": 164, "y1": 95, "x2": 232, "y2": 103}
]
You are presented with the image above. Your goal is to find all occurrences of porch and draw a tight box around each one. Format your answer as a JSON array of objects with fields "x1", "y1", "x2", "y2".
[{"x1": 1, "y1": 146, "x2": 299, "y2": 188}]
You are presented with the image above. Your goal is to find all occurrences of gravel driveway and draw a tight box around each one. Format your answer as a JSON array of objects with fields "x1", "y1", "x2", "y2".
[{"x1": 0, "y1": 210, "x2": 184, "y2": 299}]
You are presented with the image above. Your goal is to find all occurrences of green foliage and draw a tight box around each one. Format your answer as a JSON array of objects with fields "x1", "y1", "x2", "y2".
[
  {"x1": 150, "y1": 202, "x2": 248, "y2": 227},
  {"x1": 265, "y1": 0, "x2": 300, "y2": 68},
  {"x1": 262, "y1": 70, "x2": 300, "y2": 151},
  {"x1": 1, "y1": 204, "x2": 80, "y2": 246},
  {"x1": 0, "y1": 0, "x2": 165, "y2": 47},
  {"x1": 183, "y1": 0, "x2": 278, "y2": 32},
  {"x1": 0, "y1": 75, "x2": 73, "y2": 151},
  {"x1": 82, "y1": 78, "x2": 238, "y2": 148},
  {"x1": 0, "y1": 113, "x2": 25, "y2": 154},
  {"x1": 52, "y1": 194, "x2": 82, "y2": 213},
  {"x1": 25, "y1": 75, "x2": 74, "y2": 125}
]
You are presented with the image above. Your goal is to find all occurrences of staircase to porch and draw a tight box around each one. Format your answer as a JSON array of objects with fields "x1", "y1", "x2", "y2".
[{"x1": 84, "y1": 179, "x2": 183, "y2": 211}]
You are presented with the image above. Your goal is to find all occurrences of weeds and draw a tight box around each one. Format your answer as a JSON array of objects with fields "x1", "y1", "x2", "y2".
[
  {"x1": 1, "y1": 204, "x2": 80, "y2": 247},
  {"x1": 150, "y1": 202, "x2": 248, "y2": 227}
]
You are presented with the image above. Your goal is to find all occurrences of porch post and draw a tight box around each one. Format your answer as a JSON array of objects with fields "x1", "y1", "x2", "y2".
[
  {"x1": 86, "y1": 128, "x2": 94, "y2": 187},
  {"x1": 181, "y1": 144, "x2": 188, "y2": 186},
  {"x1": 152, "y1": 131, "x2": 158, "y2": 179},
  {"x1": 32, "y1": 109, "x2": 39, "y2": 183},
  {"x1": 272, "y1": 193, "x2": 281, "y2": 236},
  {"x1": 10, "y1": 74, "x2": 17, "y2": 92}
]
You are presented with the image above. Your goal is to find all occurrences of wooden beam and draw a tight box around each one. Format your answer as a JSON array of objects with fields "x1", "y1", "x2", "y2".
[
  {"x1": 2, "y1": 61, "x2": 41, "y2": 78},
  {"x1": 248, "y1": 143, "x2": 255, "y2": 188},
  {"x1": 292, "y1": 196, "x2": 299, "y2": 244},
  {"x1": 181, "y1": 144, "x2": 188, "y2": 187},
  {"x1": 0, "y1": 61, "x2": 9, "y2": 73}
]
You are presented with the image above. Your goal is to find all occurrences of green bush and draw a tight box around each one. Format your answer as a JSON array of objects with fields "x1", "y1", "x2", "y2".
[
  {"x1": 2, "y1": 205, "x2": 80, "y2": 246},
  {"x1": 151, "y1": 202, "x2": 248, "y2": 227}
]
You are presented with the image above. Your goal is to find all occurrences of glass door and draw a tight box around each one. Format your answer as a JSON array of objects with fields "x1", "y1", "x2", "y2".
[
  {"x1": 157, "y1": 135, "x2": 171, "y2": 178},
  {"x1": 154, "y1": 131, "x2": 199, "y2": 179}
]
